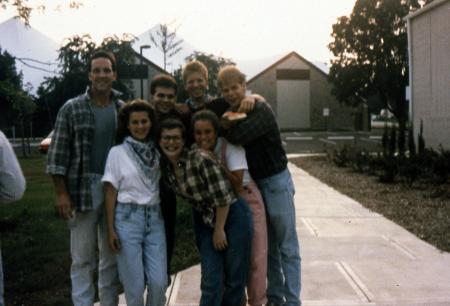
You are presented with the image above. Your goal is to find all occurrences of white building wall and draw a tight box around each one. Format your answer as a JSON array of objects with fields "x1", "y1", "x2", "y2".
[{"x1": 411, "y1": 1, "x2": 450, "y2": 149}]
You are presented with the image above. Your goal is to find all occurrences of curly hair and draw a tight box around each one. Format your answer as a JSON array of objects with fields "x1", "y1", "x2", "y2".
[{"x1": 116, "y1": 99, "x2": 158, "y2": 143}]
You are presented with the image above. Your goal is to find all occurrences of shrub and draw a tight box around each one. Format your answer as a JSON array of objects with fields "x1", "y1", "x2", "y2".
[
  {"x1": 352, "y1": 149, "x2": 370, "y2": 173},
  {"x1": 431, "y1": 146, "x2": 450, "y2": 185},
  {"x1": 398, "y1": 126, "x2": 406, "y2": 156},
  {"x1": 382, "y1": 123, "x2": 389, "y2": 156},
  {"x1": 408, "y1": 126, "x2": 416, "y2": 157},
  {"x1": 418, "y1": 119, "x2": 425, "y2": 156},
  {"x1": 389, "y1": 125, "x2": 397, "y2": 157},
  {"x1": 329, "y1": 145, "x2": 350, "y2": 168},
  {"x1": 378, "y1": 156, "x2": 398, "y2": 183},
  {"x1": 367, "y1": 152, "x2": 384, "y2": 175},
  {"x1": 398, "y1": 155, "x2": 422, "y2": 187}
]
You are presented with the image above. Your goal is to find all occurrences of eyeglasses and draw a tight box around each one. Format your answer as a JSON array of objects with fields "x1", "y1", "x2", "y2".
[
  {"x1": 161, "y1": 135, "x2": 182, "y2": 142},
  {"x1": 155, "y1": 93, "x2": 175, "y2": 100}
]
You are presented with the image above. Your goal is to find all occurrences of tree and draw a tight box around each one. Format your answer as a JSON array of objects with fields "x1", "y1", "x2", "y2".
[
  {"x1": 328, "y1": 0, "x2": 429, "y2": 150},
  {"x1": 173, "y1": 51, "x2": 235, "y2": 101},
  {"x1": 1, "y1": 0, "x2": 83, "y2": 24},
  {"x1": 0, "y1": 47, "x2": 35, "y2": 155},
  {"x1": 0, "y1": 48, "x2": 35, "y2": 127},
  {"x1": 150, "y1": 23, "x2": 183, "y2": 70},
  {"x1": 34, "y1": 34, "x2": 137, "y2": 133}
]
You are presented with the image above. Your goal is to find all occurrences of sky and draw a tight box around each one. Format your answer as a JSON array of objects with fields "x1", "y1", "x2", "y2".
[{"x1": 0, "y1": 0, "x2": 357, "y2": 64}]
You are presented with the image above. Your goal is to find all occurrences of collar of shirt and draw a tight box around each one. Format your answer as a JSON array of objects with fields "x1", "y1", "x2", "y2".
[
  {"x1": 185, "y1": 94, "x2": 212, "y2": 111},
  {"x1": 85, "y1": 86, "x2": 123, "y2": 101}
]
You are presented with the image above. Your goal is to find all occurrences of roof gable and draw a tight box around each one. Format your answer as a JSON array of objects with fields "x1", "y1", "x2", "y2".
[
  {"x1": 247, "y1": 51, "x2": 328, "y2": 84},
  {"x1": 132, "y1": 49, "x2": 167, "y2": 74}
]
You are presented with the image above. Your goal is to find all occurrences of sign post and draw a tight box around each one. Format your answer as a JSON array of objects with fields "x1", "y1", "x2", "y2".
[{"x1": 323, "y1": 108, "x2": 330, "y2": 131}]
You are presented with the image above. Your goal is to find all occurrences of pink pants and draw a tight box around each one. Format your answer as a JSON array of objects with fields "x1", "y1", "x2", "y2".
[{"x1": 240, "y1": 180, "x2": 268, "y2": 306}]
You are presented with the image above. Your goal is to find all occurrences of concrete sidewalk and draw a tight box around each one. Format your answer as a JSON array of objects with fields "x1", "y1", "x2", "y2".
[{"x1": 103, "y1": 162, "x2": 450, "y2": 306}]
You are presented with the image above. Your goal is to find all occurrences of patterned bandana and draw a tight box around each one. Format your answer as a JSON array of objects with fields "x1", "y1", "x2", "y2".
[{"x1": 123, "y1": 136, "x2": 160, "y2": 184}]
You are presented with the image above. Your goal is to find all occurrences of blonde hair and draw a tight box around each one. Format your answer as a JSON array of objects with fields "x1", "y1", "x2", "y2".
[
  {"x1": 217, "y1": 65, "x2": 246, "y2": 88},
  {"x1": 182, "y1": 60, "x2": 208, "y2": 83}
]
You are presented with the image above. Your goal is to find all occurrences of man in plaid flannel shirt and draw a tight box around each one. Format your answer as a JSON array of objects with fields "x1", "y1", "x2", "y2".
[{"x1": 47, "y1": 51, "x2": 122, "y2": 306}]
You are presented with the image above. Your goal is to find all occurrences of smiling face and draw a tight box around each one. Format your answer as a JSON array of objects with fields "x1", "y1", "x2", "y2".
[
  {"x1": 159, "y1": 128, "x2": 185, "y2": 161},
  {"x1": 220, "y1": 80, "x2": 246, "y2": 107},
  {"x1": 185, "y1": 71, "x2": 207, "y2": 102},
  {"x1": 152, "y1": 86, "x2": 176, "y2": 114},
  {"x1": 194, "y1": 119, "x2": 217, "y2": 151},
  {"x1": 127, "y1": 111, "x2": 151, "y2": 141},
  {"x1": 89, "y1": 57, "x2": 117, "y2": 95}
]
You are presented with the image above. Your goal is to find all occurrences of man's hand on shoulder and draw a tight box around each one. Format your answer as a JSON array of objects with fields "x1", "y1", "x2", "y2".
[
  {"x1": 237, "y1": 94, "x2": 265, "y2": 113},
  {"x1": 175, "y1": 103, "x2": 190, "y2": 115}
]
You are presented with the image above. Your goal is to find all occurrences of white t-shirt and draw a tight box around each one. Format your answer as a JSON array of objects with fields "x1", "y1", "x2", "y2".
[
  {"x1": 102, "y1": 144, "x2": 160, "y2": 205},
  {"x1": 214, "y1": 137, "x2": 251, "y2": 187}
]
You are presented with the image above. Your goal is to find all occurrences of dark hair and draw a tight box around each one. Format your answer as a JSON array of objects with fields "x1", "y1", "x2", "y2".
[
  {"x1": 192, "y1": 110, "x2": 220, "y2": 136},
  {"x1": 116, "y1": 99, "x2": 157, "y2": 143},
  {"x1": 150, "y1": 74, "x2": 178, "y2": 95},
  {"x1": 89, "y1": 50, "x2": 116, "y2": 72},
  {"x1": 159, "y1": 118, "x2": 186, "y2": 141}
]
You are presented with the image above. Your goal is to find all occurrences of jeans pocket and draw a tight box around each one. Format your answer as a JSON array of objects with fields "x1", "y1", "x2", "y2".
[{"x1": 115, "y1": 205, "x2": 133, "y2": 222}]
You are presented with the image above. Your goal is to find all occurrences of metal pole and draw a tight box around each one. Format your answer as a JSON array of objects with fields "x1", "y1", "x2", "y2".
[{"x1": 139, "y1": 45, "x2": 151, "y2": 99}]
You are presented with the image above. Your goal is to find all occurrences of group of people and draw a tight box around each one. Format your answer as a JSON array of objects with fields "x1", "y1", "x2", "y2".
[{"x1": 45, "y1": 50, "x2": 302, "y2": 306}]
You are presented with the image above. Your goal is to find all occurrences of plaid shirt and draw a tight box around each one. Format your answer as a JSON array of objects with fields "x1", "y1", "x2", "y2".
[
  {"x1": 226, "y1": 101, "x2": 287, "y2": 180},
  {"x1": 46, "y1": 88, "x2": 124, "y2": 211},
  {"x1": 162, "y1": 148, "x2": 237, "y2": 227}
]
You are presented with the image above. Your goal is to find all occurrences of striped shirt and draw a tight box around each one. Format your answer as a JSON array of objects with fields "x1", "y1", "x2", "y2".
[{"x1": 46, "y1": 88, "x2": 124, "y2": 211}]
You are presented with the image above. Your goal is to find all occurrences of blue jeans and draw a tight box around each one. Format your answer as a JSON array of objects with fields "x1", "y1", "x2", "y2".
[
  {"x1": 115, "y1": 202, "x2": 167, "y2": 306},
  {"x1": 193, "y1": 197, "x2": 253, "y2": 306},
  {"x1": 256, "y1": 168, "x2": 301, "y2": 306},
  {"x1": 68, "y1": 174, "x2": 120, "y2": 306}
]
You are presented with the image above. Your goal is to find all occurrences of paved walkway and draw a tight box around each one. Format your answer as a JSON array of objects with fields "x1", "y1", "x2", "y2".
[{"x1": 100, "y1": 162, "x2": 450, "y2": 306}]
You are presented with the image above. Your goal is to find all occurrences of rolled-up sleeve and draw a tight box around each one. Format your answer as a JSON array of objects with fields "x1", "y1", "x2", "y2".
[
  {"x1": 102, "y1": 147, "x2": 120, "y2": 190},
  {"x1": 47, "y1": 103, "x2": 72, "y2": 175}
]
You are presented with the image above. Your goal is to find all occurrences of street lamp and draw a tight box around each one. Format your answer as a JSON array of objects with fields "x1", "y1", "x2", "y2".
[{"x1": 140, "y1": 44, "x2": 151, "y2": 99}]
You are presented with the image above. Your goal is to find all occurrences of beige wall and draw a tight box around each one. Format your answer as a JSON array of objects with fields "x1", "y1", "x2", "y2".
[
  {"x1": 309, "y1": 68, "x2": 355, "y2": 130},
  {"x1": 277, "y1": 80, "x2": 310, "y2": 129},
  {"x1": 246, "y1": 66, "x2": 278, "y2": 115},
  {"x1": 248, "y1": 53, "x2": 356, "y2": 130},
  {"x1": 411, "y1": 1, "x2": 450, "y2": 149}
]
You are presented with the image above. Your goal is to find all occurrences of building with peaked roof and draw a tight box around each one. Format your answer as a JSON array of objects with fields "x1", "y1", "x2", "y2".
[
  {"x1": 126, "y1": 50, "x2": 167, "y2": 100},
  {"x1": 405, "y1": 0, "x2": 450, "y2": 149},
  {"x1": 246, "y1": 51, "x2": 361, "y2": 131}
]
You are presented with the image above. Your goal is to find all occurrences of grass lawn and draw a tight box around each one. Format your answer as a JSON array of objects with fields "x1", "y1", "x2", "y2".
[
  {"x1": 291, "y1": 156, "x2": 450, "y2": 252},
  {"x1": 0, "y1": 153, "x2": 199, "y2": 305}
]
